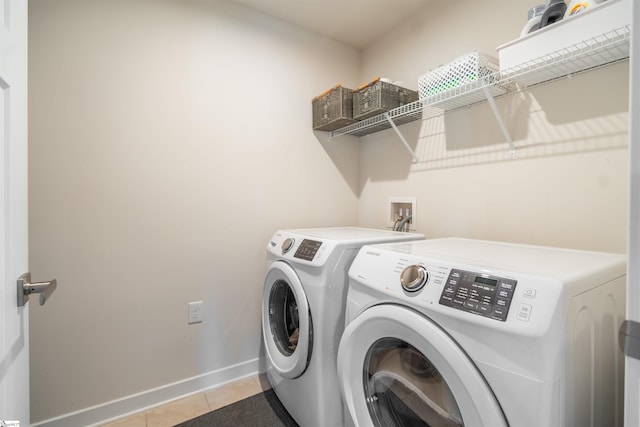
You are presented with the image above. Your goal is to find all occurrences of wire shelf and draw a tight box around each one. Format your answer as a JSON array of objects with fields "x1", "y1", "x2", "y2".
[
  {"x1": 329, "y1": 25, "x2": 630, "y2": 139},
  {"x1": 330, "y1": 100, "x2": 423, "y2": 137},
  {"x1": 500, "y1": 25, "x2": 630, "y2": 87},
  {"x1": 422, "y1": 75, "x2": 511, "y2": 111}
]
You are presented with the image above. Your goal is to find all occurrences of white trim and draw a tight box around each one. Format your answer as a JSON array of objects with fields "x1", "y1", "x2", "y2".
[
  {"x1": 31, "y1": 357, "x2": 261, "y2": 427},
  {"x1": 625, "y1": 1, "x2": 640, "y2": 425}
]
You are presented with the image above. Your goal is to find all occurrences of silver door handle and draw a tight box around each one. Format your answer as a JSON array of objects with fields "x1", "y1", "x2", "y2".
[{"x1": 17, "y1": 272, "x2": 57, "y2": 307}]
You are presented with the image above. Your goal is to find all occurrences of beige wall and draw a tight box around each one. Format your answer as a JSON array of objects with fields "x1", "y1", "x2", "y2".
[
  {"x1": 356, "y1": 0, "x2": 628, "y2": 253},
  {"x1": 28, "y1": 0, "x2": 630, "y2": 424},
  {"x1": 28, "y1": 0, "x2": 360, "y2": 423}
]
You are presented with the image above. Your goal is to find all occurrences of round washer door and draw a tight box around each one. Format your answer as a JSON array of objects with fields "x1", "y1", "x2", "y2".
[
  {"x1": 337, "y1": 304, "x2": 507, "y2": 427},
  {"x1": 262, "y1": 261, "x2": 312, "y2": 379}
]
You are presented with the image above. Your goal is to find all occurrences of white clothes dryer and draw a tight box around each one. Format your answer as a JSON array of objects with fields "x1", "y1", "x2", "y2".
[
  {"x1": 262, "y1": 227, "x2": 424, "y2": 427},
  {"x1": 337, "y1": 238, "x2": 626, "y2": 427}
]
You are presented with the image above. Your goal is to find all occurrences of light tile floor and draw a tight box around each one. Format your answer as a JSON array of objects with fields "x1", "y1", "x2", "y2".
[{"x1": 100, "y1": 374, "x2": 271, "y2": 427}]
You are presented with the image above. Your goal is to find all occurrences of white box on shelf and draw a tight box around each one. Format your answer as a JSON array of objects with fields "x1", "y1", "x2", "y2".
[{"x1": 497, "y1": 0, "x2": 630, "y2": 79}]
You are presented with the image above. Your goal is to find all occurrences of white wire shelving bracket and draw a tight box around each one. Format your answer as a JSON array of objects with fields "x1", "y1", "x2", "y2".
[
  {"x1": 384, "y1": 111, "x2": 419, "y2": 163},
  {"x1": 482, "y1": 86, "x2": 516, "y2": 156},
  {"x1": 327, "y1": 25, "x2": 631, "y2": 162}
]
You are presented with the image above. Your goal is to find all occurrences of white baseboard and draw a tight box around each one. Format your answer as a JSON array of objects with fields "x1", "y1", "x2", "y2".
[{"x1": 32, "y1": 358, "x2": 261, "y2": 427}]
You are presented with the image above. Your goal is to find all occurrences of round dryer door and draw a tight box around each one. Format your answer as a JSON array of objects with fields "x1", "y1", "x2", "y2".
[
  {"x1": 262, "y1": 261, "x2": 312, "y2": 379},
  {"x1": 337, "y1": 304, "x2": 507, "y2": 427}
]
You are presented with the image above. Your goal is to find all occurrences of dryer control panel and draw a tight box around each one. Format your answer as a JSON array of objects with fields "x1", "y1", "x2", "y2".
[
  {"x1": 294, "y1": 239, "x2": 322, "y2": 261},
  {"x1": 439, "y1": 269, "x2": 517, "y2": 322}
]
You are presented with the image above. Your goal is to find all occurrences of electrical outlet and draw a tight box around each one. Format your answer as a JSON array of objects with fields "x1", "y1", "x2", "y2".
[{"x1": 188, "y1": 301, "x2": 203, "y2": 324}]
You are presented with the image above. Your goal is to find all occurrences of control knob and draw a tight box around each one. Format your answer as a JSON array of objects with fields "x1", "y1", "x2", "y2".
[
  {"x1": 282, "y1": 238, "x2": 295, "y2": 254},
  {"x1": 400, "y1": 265, "x2": 428, "y2": 292}
]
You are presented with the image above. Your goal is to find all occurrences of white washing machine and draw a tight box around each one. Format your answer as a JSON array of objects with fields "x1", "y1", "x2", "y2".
[
  {"x1": 337, "y1": 238, "x2": 626, "y2": 427},
  {"x1": 262, "y1": 227, "x2": 424, "y2": 427}
]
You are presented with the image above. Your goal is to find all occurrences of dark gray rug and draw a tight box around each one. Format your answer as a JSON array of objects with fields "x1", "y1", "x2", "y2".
[{"x1": 175, "y1": 389, "x2": 299, "y2": 427}]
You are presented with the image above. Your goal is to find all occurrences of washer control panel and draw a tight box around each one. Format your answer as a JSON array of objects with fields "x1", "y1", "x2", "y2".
[
  {"x1": 439, "y1": 269, "x2": 517, "y2": 321},
  {"x1": 293, "y1": 239, "x2": 322, "y2": 261}
]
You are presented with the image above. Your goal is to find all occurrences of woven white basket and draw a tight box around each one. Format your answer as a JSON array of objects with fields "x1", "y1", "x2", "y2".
[{"x1": 418, "y1": 51, "x2": 503, "y2": 104}]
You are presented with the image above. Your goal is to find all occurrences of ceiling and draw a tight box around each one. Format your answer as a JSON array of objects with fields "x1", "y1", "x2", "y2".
[{"x1": 227, "y1": 0, "x2": 433, "y2": 50}]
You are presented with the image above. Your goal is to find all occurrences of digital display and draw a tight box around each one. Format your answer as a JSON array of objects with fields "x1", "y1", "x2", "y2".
[
  {"x1": 439, "y1": 268, "x2": 517, "y2": 321},
  {"x1": 475, "y1": 276, "x2": 497, "y2": 287}
]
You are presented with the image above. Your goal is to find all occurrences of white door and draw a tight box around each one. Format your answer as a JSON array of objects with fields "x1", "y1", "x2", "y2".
[
  {"x1": 262, "y1": 261, "x2": 312, "y2": 379},
  {"x1": 0, "y1": 0, "x2": 29, "y2": 425},
  {"x1": 337, "y1": 305, "x2": 507, "y2": 427},
  {"x1": 624, "y1": 1, "x2": 640, "y2": 426}
]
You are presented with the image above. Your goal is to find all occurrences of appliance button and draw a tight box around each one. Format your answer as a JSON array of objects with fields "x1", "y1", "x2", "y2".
[
  {"x1": 517, "y1": 304, "x2": 532, "y2": 321},
  {"x1": 493, "y1": 307, "x2": 506, "y2": 318},
  {"x1": 499, "y1": 281, "x2": 515, "y2": 291},
  {"x1": 452, "y1": 298, "x2": 465, "y2": 306},
  {"x1": 498, "y1": 289, "x2": 513, "y2": 299},
  {"x1": 496, "y1": 298, "x2": 508, "y2": 307},
  {"x1": 454, "y1": 293, "x2": 468, "y2": 301},
  {"x1": 464, "y1": 301, "x2": 477, "y2": 310},
  {"x1": 523, "y1": 288, "x2": 537, "y2": 299}
]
